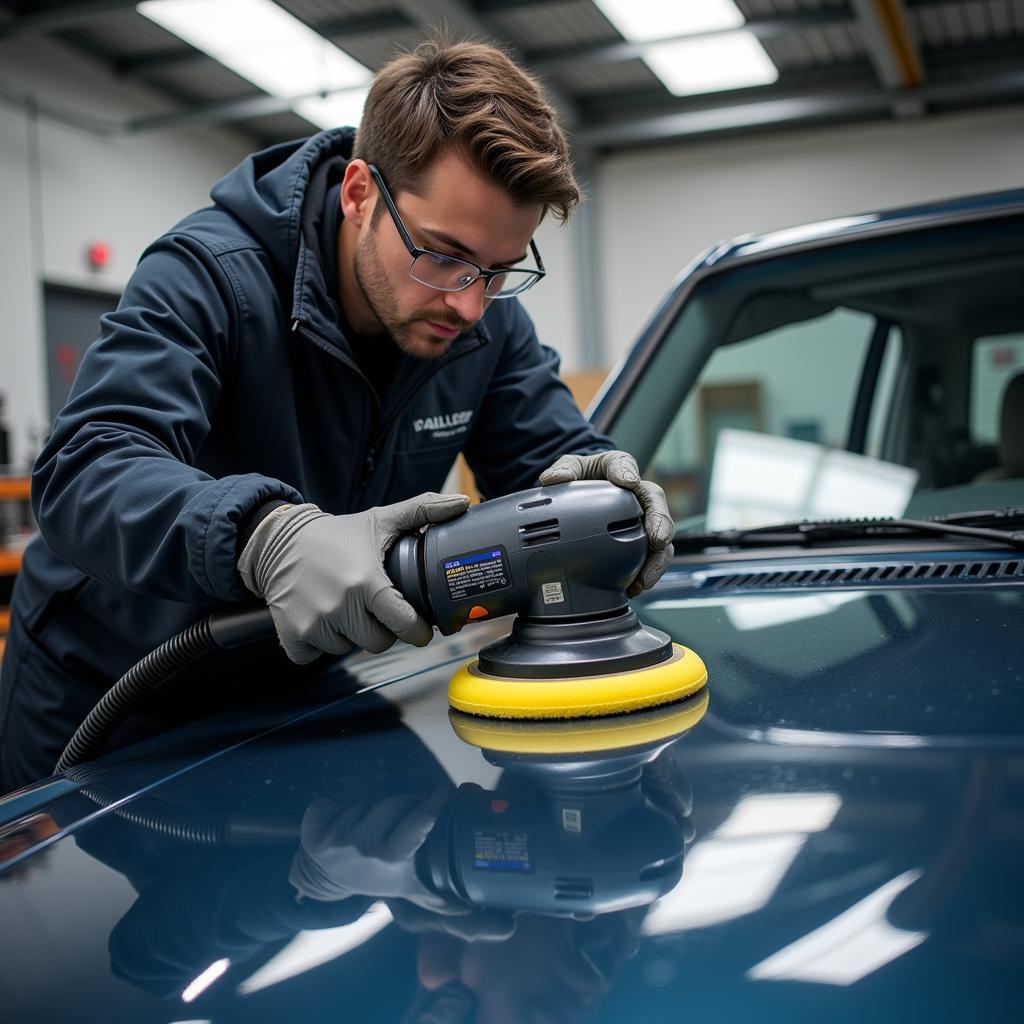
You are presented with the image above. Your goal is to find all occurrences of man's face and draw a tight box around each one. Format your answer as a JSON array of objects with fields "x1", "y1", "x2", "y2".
[{"x1": 352, "y1": 150, "x2": 544, "y2": 360}]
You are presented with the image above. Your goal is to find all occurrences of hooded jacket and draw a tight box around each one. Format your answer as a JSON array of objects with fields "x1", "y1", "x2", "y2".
[{"x1": 1, "y1": 129, "x2": 611, "y2": 779}]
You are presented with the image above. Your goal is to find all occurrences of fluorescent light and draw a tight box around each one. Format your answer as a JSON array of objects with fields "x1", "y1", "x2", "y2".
[
  {"x1": 238, "y1": 902, "x2": 393, "y2": 995},
  {"x1": 296, "y1": 90, "x2": 370, "y2": 133},
  {"x1": 725, "y1": 593, "x2": 862, "y2": 632},
  {"x1": 643, "y1": 835, "x2": 806, "y2": 933},
  {"x1": 715, "y1": 793, "x2": 841, "y2": 838},
  {"x1": 645, "y1": 32, "x2": 779, "y2": 95},
  {"x1": 643, "y1": 793, "x2": 842, "y2": 935},
  {"x1": 182, "y1": 958, "x2": 230, "y2": 1003},
  {"x1": 748, "y1": 871, "x2": 927, "y2": 986},
  {"x1": 594, "y1": 0, "x2": 744, "y2": 42},
  {"x1": 592, "y1": 0, "x2": 776, "y2": 95},
  {"x1": 138, "y1": 0, "x2": 371, "y2": 124}
]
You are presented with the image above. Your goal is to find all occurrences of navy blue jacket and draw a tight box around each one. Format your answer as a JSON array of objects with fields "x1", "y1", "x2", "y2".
[{"x1": 1, "y1": 128, "x2": 610, "y2": 778}]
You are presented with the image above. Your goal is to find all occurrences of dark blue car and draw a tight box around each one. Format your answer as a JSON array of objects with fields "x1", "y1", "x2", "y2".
[{"x1": 1, "y1": 189, "x2": 1022, "y2": 1022}]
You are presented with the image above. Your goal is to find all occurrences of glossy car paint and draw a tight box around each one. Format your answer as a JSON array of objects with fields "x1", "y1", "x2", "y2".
[{"x1": 1, "y1": 546, "x2": 1022, "y2": 1022}]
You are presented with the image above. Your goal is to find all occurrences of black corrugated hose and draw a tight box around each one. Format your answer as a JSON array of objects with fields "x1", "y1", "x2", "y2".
[
  {"x1": 61, "y1": 763, "x2": 299, "y2": 845},
  {"x1": 54, "y1": 605, "x2": 275, "y2": 774}
]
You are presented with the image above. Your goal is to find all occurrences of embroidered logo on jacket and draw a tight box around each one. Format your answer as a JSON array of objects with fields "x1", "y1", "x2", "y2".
[{"x1": 413, "y1": 410, "x2": 473, "y2": 441}]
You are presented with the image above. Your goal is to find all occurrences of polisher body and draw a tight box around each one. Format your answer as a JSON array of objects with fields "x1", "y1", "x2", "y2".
[{"x1": 385, "y1": 481, "x2": 707, "y2": 719}]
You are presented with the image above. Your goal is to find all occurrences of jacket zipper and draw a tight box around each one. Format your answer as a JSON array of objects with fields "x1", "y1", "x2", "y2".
[
  {"x1": 292, "y1": 316, "x2": 382, "y2": 430},
  {"x1": 293, "y1": 317, "x2": 487, "y2": 485},
  {"x1": 362, "y1": 333, "x2": 488, "y2": 484}
]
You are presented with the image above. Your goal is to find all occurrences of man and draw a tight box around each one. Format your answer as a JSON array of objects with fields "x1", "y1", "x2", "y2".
[{"x1": 0, "y1": 38, "x2": 673, "y2": 791}]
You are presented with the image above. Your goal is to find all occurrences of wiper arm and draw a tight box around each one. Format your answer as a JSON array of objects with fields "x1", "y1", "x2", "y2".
[
  {"x1": 932, "y1": 506, "x2": 1024, "y2": 527},
  {"x1": 675, "y1": 512, "x2": 1024, "y2": 553}
]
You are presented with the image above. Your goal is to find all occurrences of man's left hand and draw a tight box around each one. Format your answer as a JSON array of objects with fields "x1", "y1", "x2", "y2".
[{"x1": 539, "y1": 450, "x2": 673, "y2": 597}]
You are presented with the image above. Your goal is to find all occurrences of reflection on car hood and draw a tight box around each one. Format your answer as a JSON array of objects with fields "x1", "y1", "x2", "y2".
[{"x1": 1, "y1": 569, "x2": 1023, "y2": 1022}]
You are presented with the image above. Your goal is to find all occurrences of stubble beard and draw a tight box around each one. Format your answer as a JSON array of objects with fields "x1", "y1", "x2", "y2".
[{"x1": 353, "y1": 225, "x2": 471, "y2": 361}]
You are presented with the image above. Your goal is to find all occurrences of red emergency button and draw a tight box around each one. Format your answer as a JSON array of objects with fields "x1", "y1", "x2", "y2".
[
  {"x1": 491, "y1": 799, "x2": 509, "y2": 814},
  {"x1": 468, "y1": 605, "x2": 490, "y2": 620}
]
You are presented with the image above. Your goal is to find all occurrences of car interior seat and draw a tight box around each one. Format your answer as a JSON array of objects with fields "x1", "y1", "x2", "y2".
[{"x1": 975, "y1": 371, "x2": 1024, "y2": 481}]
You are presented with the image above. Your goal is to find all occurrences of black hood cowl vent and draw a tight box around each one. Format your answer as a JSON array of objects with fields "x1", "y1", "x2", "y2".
[{"x1": 708, "y1": 558, "x2": 1023, "y2": 592}]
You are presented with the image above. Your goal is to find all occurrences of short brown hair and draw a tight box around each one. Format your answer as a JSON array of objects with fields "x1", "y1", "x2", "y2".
[{"x1": 354, "y1": 37, "x2": 579, "y2": 222}]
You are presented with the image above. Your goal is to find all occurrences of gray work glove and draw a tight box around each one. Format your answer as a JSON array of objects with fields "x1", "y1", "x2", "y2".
[
  {"x1": 539, "y1": 450, "x2": 673, "y2": 597},
  {"x1": 289, "y1": 789, "x2": 451, "y2": 910},
  {"x1": 238, "y1": 493, "x2": 470, "y2": 664}
]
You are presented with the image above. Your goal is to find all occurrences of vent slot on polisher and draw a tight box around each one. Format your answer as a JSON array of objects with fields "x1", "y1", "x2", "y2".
[
  {"x1": 607, "y1": 516, "x2": 643, "y2": 538},
  {"x1": 554, "y1": 876, "x2": 594, "y2": 900},
  {"x1": 519, "y1": 518, "x2": 561, "y2": 546}
]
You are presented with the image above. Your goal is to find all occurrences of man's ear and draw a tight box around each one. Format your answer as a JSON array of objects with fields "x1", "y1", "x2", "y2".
[{"x1": 341, "y1": 159, "x2": 375, "y2": 227}]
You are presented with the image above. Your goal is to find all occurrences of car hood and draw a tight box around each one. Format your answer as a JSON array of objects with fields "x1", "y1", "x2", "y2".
[{"x1": 2, "y1": 573, "x2": 1023, "y2": 1022}]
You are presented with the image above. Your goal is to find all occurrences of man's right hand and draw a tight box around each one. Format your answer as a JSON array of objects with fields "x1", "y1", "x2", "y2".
[{"x1": 237, "y1": 492, "x2": 470, "y2": 664}]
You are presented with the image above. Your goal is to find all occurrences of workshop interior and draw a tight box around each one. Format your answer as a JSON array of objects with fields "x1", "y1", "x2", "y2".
[{"x1": 1, "y1": 3, "x2": 1023, "y2": 1023}]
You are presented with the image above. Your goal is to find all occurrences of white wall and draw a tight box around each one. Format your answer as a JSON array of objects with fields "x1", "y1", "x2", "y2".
[
  {"x1": 597, "y1": 106, "x2": 1024, "y2": 365},
  {"x1": 0, "y1": 35, "x2": 251, "y2": 468},
  {"x1": 518, "y1": 212, "x2": 581, "y2": 370}
]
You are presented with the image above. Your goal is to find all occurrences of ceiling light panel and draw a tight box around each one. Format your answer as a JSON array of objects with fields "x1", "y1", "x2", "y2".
[
  {"x1": 593, "y1": 0, "x2": 744, "y2": 43},
  {"x1": 138, "y1": 0, "x2": 371, "y2": 123},
  {"x1": 646, "y1": 32, "x2": 779, "y2": 95},
  {"x1": 592, "y1": 1, "x2": 777, "y2": 96}
]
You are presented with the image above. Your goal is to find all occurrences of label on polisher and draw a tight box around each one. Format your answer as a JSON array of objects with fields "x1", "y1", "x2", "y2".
[
  {"x1": 442, "y1": 546, "x2": 512, "y2": 601},
  {"x1": 473, "y1": 830, "x2": 532, "y2": 871}
]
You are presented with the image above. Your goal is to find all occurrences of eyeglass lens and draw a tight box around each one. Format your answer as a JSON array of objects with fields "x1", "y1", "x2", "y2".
[{"x1": 409, "y1": 252, "x2": 536, "y2": 297}]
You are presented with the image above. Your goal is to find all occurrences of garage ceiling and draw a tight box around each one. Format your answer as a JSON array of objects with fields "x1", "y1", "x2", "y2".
[{"x1": 1, "y1": 0, "x2": 1023, "y2": 152}]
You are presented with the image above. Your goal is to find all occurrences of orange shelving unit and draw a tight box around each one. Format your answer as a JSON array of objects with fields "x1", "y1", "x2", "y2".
[{"x1": 1, "y1": 477, "x2": 32, "y2": 664}]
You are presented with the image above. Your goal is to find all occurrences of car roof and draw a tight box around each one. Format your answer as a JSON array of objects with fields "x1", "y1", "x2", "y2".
[
  {"x1": 592, "y1": 185, "x2": 1024, "y2": 429},
  {"x1": 700, "y1": 186, "x2": 1024, "y2": 270}
]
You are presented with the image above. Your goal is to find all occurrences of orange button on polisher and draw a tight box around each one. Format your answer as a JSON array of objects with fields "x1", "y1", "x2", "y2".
[{"x1": 468, "y1": 605, "x2": 490, "y2": 620}]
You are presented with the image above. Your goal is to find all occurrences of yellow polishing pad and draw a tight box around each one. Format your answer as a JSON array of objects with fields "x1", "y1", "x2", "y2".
[
  {"x1": 449, "y1": 686, "x2": 709, "y2": 755},
  {"x1": 448, "y1": 643, "x2": 707, "y2": 720}
]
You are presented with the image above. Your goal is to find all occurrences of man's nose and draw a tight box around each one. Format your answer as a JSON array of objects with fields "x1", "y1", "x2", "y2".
[{"x1": 444, "y1": 278, "x2": 488, "y2": 323}]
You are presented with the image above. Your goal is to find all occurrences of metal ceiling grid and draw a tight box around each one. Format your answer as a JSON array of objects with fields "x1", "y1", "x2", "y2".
[
  {"x1": 143, "y1": 55, "x2": 256, "y2": 103},
  {"x1": 234, "y1": 108, "x2": 319, "y2": 140},
  {"x1": 762, "y1": 20, "x2": 867, "y2": 67},
  {"x1": 936, "y1": 49, "x2": 1024, "y2": 74},
  {"x1": 736, "y1": 0, "x2": 851, "y2": 15},
  {"x1": 278, "y1": 0, "x2": 399, "y2": 22},
  {"x1": 485, "y1": 0, "x2": 619, "y2": 52},
  {"x1": 551, "y1": 57, "x2": 663, "y2": 97},
  {"x1": 327, "y1": 27, "x2": 427, "y2": 71},
  {"x1": 913, "y1": 0, "x2": 1024, "y2": 46},
  {"x1": 56, "y1": 8, "x2": 180, "y2": 56},
  {"x1": 1, "y1": 0, "x2": 1023, "y2": 153}
]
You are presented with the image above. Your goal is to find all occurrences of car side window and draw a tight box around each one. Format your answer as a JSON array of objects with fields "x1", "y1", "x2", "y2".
[{"x1": 971, "y1": 334, "x2": 1024, "y2": 445}]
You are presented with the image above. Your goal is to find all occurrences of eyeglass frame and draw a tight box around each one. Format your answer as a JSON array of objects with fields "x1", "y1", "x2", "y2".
[{"x1": 367, "y1": 163, "x2": 546, "y2": 298}]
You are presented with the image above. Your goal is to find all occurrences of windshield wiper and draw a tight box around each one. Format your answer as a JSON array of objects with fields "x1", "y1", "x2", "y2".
[{"x1": 675, "y1": 508, "x2": 1024, "y2": 553}]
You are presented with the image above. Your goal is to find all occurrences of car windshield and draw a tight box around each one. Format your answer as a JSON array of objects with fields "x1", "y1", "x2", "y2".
[{"x1": 607, "y1": 213, "x2": 1024, "y2": 534}]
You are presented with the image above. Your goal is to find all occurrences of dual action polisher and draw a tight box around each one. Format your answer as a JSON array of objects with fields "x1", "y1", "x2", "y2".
[
  {"x1": 56, "y1": 481, "x2": 707, "y2": 772},
  {"x1": 385, "y1": 480, "x2": 707, "y2": 719}
]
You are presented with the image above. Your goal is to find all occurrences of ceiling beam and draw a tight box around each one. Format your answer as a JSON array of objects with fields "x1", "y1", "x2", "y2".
[
  {"x1": 926, "y1": 35, "x2": 1024, "y2": 69},
  {"x1": 125, "y1": 88, "x2": 319, "y2": 133},
  {"x1": 528, "y1": 12, "x2": 854, "y2": 73},
  {"x1": 850, "y1": 0, "x2": 926, "y2": 116},
  {"x1": 573, "y1": 69, "x2": 1024, "y2": 150},
  {"x1": 0, "y1": 0, "x2": 137, "y2": 39},
  {"x1": 576, "y1": 92, "x2": 889, "y2": 149},
  {"x1": 576, "y1": 63, "x2": 878, "y2": 121}
]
